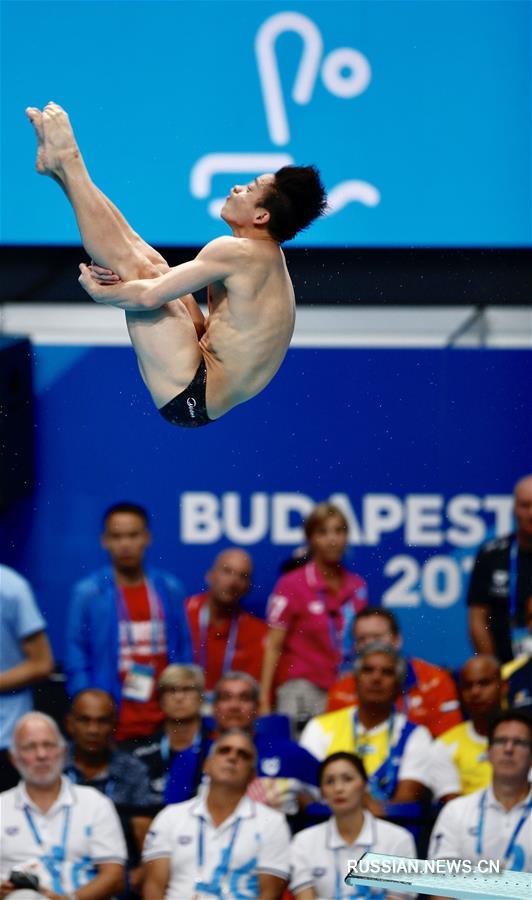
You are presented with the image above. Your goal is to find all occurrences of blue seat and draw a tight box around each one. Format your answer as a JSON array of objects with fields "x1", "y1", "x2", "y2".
[{"x1": 254, "y1": 713, "x2": 292, "y2": 741}]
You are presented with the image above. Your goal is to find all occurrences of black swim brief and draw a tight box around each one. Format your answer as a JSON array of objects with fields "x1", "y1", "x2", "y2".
[{"x1": 158, "y1": 360, "x2": 214, "y2": 428}]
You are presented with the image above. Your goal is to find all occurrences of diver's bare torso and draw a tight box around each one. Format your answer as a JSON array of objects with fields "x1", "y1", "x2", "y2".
[
  {"x1": 125, "y1": 236, "x2": 295, "y2": 420},
  {"x1": 27, "y1": 104, "x2": 320, "y2": 425}
]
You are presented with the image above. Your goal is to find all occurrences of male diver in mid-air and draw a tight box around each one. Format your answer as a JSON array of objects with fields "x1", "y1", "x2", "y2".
[{"x1": 26, "y1": 103, "x2": 326, "y2": 427}]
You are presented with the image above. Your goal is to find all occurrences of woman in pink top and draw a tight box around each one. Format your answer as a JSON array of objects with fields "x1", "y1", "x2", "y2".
[{"x1": 259, "y1": 503, "x2": 368, "y2": 734}]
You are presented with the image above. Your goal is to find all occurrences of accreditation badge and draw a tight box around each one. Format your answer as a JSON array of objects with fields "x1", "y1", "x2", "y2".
[{"x1": 122, "y1": 662, "x2": 155, "y2": 701}]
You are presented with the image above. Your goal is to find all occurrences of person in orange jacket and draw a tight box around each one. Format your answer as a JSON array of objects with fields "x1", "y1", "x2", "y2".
[{"x1": 327, "y1": 606, "x2": 462, "y2": 737}]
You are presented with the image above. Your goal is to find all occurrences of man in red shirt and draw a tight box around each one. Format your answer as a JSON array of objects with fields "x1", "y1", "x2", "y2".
[
  {"x1": 66, "y1": 503, "x2": 192, "y2": 742},
  {"x1": 185, "y1": 548, "x2": 267, "y2": 699},
  {"x1": 327, "y1": 607, "x2": 462, "y2": 737}
]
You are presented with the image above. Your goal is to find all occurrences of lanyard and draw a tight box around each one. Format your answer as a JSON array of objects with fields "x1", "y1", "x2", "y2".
[
  {"x1": 198, "y1": 603, "x2": 240, "y2": 674},
  {"x1": 24, "y1": 804, "x2": 71, "y2": 854},
  {"x1": 319, "y1": 590, "x2": 344, "y2": 657},
  {"x1": 508, "y1": 539, "x2": 519, "y2": 621},
  {"x1": 352, "y1": 711, "x2": 396, "y2": 800},
  {"x1": 160, "y1": 729, "x2": 202, "y2": 762},
  {"x1": 24, "y1": 804, "x2": 71, "y2": 893},
  {"x1": 352, "y1": 711, "x2": 394, "y2": 759},
  {"x1": 476, "y1": 790, "x2": 532, "y2": 861},
  {"x1": 197, "y1": 816, "x2": 241, "y2": 883},
  {"x1": 115, "y1": 579, "x2": 164, "y2": 655}
]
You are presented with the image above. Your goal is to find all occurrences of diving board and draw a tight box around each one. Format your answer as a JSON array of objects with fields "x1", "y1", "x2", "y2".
[{"x1": 345, "y1": 852, "x2": 531, "y2": 900}]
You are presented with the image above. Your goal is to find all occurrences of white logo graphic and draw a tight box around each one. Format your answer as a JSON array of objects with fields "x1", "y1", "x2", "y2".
[
  {"x1": 190, "y1": 11, "x2": 380, "y2": 219},
  {"x1": 309, "y1": 600, "x2": 325, "y2": 615},
  {"x1": 493, "y1": 570, "x2": 508, "y2": 586},
  {"x1": 261, "y1": 757, "x2": 281, "y2": 776},
  {"x1": 186, "y1": 397, "x2": 197, "y2": 418}
]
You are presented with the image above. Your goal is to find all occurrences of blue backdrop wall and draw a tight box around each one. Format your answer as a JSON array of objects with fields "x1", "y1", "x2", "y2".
[
  {"x1": 1, "y1": 344, "x2": 530, "y2": 671},
  {"x1": 2, "y1": 0, "x2": 530, "y2": 246}
]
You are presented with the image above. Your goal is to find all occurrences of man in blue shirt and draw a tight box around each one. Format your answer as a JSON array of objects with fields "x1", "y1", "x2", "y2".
[
  {"x1": 165, "y1": 671, "x2": 320, "y2": 828},
  {"x1": 129, "y1": 664, "x2": 212, "y2": 806},
  {"x1": 64, "y1": 688, "x2": 157, "y2": 894},
  {"x1": 65, "y1": 502, "x2": 192, "y2": 742},
  {"x1": 0, "y1": 564, "x2": 54, "y2": 791}
]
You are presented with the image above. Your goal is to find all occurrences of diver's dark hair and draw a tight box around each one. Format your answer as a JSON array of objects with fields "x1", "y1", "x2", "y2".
[{"x1": 262, "y1": 165, "x2": 327, "y2": 243}]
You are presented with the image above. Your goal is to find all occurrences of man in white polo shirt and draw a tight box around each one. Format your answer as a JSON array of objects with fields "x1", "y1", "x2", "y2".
[
  {"x1": 428, "y1": 710, "x2": 532, "y2": 872},
  {"x1": 0, "y1": 712, "x2": 126, "y2": 899},
  {"x1": 142, "y1": 729, "x2": 290, "y2": 899}
]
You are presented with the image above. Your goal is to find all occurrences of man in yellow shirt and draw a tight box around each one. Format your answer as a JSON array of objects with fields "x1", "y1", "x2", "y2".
[
  {"x1": 299, "y1": 643, "x2": 432, "y2": 815},
  {"x1": 420, "y1": 654, "x2": 507, "y2": 802}
]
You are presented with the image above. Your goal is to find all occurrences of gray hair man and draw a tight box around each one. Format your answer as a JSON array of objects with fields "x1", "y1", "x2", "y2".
[
  {"x1": 300, "y1": 642, "x2": 433, "y2": 815},
  {"x1": 0, "y1": 712, "x2": 126, "y2": 899}
]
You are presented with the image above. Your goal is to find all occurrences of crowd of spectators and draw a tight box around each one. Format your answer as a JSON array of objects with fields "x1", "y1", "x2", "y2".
[{"x1": 1, "y1": 475, "x2": 531, "y2": 898}]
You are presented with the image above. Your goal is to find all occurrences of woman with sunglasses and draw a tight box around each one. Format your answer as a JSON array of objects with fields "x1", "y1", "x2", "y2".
[{"x1": 290, "y1": 752, "x2": 416, "y2": 899}]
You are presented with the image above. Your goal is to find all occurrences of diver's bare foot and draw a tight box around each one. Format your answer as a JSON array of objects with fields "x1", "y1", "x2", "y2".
[
  {"x1": 26, "y1": 107, "x2": 49, "y2": 174},
  {"x1": 41, "y1": 102, "x2": 80, "y2": 175}
]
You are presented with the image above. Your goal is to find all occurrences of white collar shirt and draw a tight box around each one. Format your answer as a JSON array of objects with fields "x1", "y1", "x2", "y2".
[
  {"x1": 429, "y1": 784, "x2": 532, "y2": 872},
  {"x1": 290, "y1": 811, "x2": 416, "y2": 899},
  {"x1": 143, "y1": 792, "x2": 290, "y2": 898},
  {"x1": 0, "y1": 775, "x2": 127, "y2": 893},
  {"x1": 299, "y1": 708, "x2": 432, "y2": 789}
]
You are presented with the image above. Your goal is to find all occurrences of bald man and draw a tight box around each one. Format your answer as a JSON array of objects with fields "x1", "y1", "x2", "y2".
[
  {"x1": 64, "y1": 688, "x2": 156, "y2": 888},
  {"x1": 185, "y1": 549, "x2": 268, "y2": 696},
  {"x1": 467, "y1": 474, "x2": 532, "y2": 661},
  {"x1": 419, "y1": 655, "x2": 507, "y2": 803}
]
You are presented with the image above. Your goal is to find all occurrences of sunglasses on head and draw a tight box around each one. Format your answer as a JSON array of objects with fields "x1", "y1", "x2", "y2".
[{"x1": 215, "y1": 744, "x2": 254, "y2": 762}]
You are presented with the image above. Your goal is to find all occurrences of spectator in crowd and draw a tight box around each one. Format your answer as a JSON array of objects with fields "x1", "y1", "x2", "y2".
[
  {"x1": 65, "y1": 502, "x2": 192, "y2": 742},
  {"x1": 300, "y1": 643, "x2": 432, "y2": 815},
  {"x1": 290, "y1": 752, "x2": 416, "y2": 899},
  {"x1": 420, "y1": 654, "x2": 507, "y2": 803},
  {"x1": 467, "y1": 474, "x2": 532, "y2": 662},
  {"x1": 327, "y1": 607, "x2": 462, "y2": 737},
  {"x1": 259, "y1": 502, "x2": 368, "y2": 732},
  {"x1": 142, "y1": 730, "x2": 291, "y2": 899},
  {"x1": 0, "y1": 564, "x2": 54, "y2": 793},
  {"x1": 130, "y1": 664, "x2": 211, "y2": 805},
  {"x1": 0, "y1": 712, "x2": 126, "y2": 899},
  {"x1": 183, "y1": 671, "x2": 320, "y2": 821},
  {"x1": 64, "y1": 688, "x2": 155, "y2": 874},
  {"x1": 502, "y1": 594, "x2": 532, "y2": 711},
  {"x1": 185, "y1": 548, "x2": 267, "y2": 698},
  {"x1": 428, "y1": 711, "x2": 532, "y2": 872}
]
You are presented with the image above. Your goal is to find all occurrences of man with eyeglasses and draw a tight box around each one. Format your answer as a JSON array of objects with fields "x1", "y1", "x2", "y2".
[
  {"x1": 142, "y1": 730, "x2": 290, "y2": 899},
  {"x1": 165, "y1": 672, "x2": 320, "y2": 824},
  {"x1": 0, "y1": 712, "x2": 126, "y2": 899},
  {"x1": 128, "y1": 665, "x2": 212, "y2": 806},
  {"x1": 428, "y1": 711, "x2": 532, "y2": 873}
]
